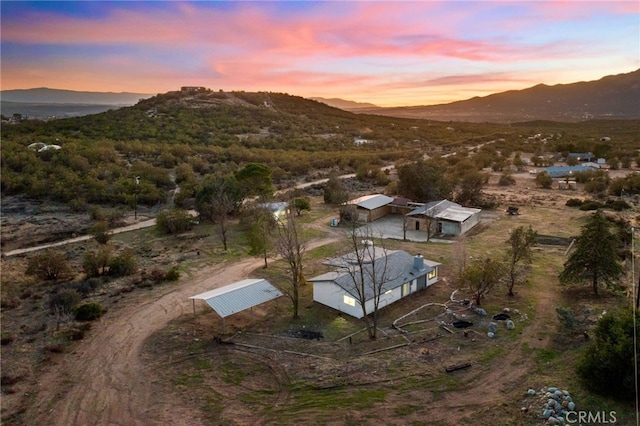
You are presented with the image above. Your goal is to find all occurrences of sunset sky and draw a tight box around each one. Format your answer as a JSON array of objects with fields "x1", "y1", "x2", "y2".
[{"x1": 1, "y1": 1, "x2": 639, "y2": 107}]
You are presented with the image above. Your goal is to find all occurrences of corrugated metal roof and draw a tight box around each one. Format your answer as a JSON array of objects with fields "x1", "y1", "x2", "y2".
[
  {"x1": 406, "y1": 200, "x2": 480, "y2": 222},
  {"x1": 435, "y1": 206, "x2": 481, "y2": 222},
  {"x1": 407, "y1": 199, "x2": 459, "y2": 216},
  {"x1": 190, "y1": 278, "x2": 283, "y2": 318},
  {"x1": 545, "y1": 165, "x2": 598, "y2": 178},
  {"x1": 347, "y1": 194, "x2": 394, "y2": 210}
]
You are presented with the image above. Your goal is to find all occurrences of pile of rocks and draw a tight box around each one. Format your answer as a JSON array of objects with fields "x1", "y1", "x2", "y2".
[{"x1": 524, "y1": 386, "x2": 576, "y2": 424}]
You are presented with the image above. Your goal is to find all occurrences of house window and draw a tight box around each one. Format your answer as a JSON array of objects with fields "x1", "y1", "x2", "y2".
[
  {"x1": 343, "y1": 295, "x2": 356, "y2": 307},
  {"x1": 401, "y1": 283, "x2": 410, "y2": 297},
  {"x1": 428, "y1": 269, "x2": 437, "y2": 280}
]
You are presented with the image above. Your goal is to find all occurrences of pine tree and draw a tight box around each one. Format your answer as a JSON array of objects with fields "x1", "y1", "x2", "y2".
[{"x1": 559, "y1": 211, "x2": 624, "y2": 296}]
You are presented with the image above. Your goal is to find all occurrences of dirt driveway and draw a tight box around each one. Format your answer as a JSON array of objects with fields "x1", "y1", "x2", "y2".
[{"x1": 23, "y1": 232, "x2": 341, "y2": 426}]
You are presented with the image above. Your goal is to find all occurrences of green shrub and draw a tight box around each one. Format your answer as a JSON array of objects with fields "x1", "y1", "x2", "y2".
[
  {"x1": 91, "y1": 221, "x2": 111, "y2": 244},
  {"x1": 156, "y1": 209, "x2": 194, "y2": 234},
  {"x1": 535, "y1": 171, "x2": 553, "y2": 189},
  {"x1": 165, "y1": 267, "x2": 181, "y2": 281},
  {"x1": 565, "y1": 198, "x2": 583, "y2": 207},
  {"x1": 606, "y1": 199, "x2": 630, "y2": 211},
  {"x1": 76, "y1": 277, "x2": 102, "y2": 297},
  {"x1": 108, "y1": 249, "x2": 138, "y2": 277},
  {"x1": 83, "y1": 246, "x2": 112, "y2": 277},
  {"x1": 26, "y1": 250, "x2": 71, "y2": 281},
  {"x1": 577, "y1": 308, "x2": 639, "y2": 401},
  {"x1": 498, "y1": 173, "x2": 516, "y2": 186},
  {"x1": 49, "y1": 289, "x2": 81, "y2": 315},
  {"x1": 74, "y1": 302, "x2": 105, "y2": 321},
  {"x1": 579, "y1": 200, "x2": 604, "y2": 211},
  {"x1": 555, "y1": 306, "x2": 576, "y2": 330}
]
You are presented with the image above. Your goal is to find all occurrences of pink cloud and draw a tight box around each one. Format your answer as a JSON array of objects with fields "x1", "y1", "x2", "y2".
[
  {"x1": 2, "y1": 1, "x2": 636, "y2": 105},
  {"x1": 0, "y1": 2, "x2": 540, "y2": 61}
]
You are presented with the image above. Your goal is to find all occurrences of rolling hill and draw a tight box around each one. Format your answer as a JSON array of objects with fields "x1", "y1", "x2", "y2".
[{"x1": 4, "y1": 69, "x2": 640, "y2": 122}]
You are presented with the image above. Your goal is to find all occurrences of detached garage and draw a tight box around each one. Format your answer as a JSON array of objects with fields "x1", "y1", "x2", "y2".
[
  {"x1": 406, "y1": 200, "x2": 481, "y2": 236},
  {"x1": 345, "y1": 194, "x2": 394, "y2": 223},
  {"x1": 190, "y1": 278, "x2": 283, "y2": 330}
]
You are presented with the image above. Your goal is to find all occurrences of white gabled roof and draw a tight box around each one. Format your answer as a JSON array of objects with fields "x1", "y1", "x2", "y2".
[
  {"x1": 190, "y1": 278, "x2": 283, "y2": 318},
  {"x1": 347, "y1": 194, "x2": 394, "y2": 210}
]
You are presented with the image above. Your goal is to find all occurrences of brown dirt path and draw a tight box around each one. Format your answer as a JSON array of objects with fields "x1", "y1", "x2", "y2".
[
  {"x1": 419, "y1": 264, "x2": 561, "y2": 423},
  {"x1": 26, "y1": 233, "x2": 341, "y2": 426}
]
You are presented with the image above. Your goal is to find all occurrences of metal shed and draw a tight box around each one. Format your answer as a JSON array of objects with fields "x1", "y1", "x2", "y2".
[
  {"x1": 346, "y1": 194, "x2": 394, "y2": 223},
  {"x1": 190, "y1": 278, "x2": 283, "y2": 329}
]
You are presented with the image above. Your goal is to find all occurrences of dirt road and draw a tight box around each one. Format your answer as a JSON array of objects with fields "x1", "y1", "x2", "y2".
[
  {"x1": 2, "y1": 218, "x2": 158, "y2": 257},
  {"x1": 25, "y1": 233, "x2": 341, "y2": 426}
]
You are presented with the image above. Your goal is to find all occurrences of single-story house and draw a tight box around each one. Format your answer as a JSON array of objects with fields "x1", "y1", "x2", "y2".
[
  {"x1": 567, "y1": 152, "x2": 595, "y2": 162},
  {"x1": 309, "y1": 250, "x2": 440, "y2": 319},
  {"x1": 406, "y1": 200, "x2": 481, "y2": 236},
  {"x1": 345, "y1": 194, "x2": 394, "y2": 223},
  {"x1": 544, "y1": 164, "x2": 600, "y2": 178}
]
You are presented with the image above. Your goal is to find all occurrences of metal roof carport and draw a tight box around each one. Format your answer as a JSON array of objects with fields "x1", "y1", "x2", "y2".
[{"x1": 189, "y1": 278, "x2": 283, "y2": 330}]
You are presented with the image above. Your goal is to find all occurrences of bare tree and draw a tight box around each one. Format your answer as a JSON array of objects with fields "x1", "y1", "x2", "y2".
[
  {"x1": 423, "y1": 206, "x2": 442, "y2": 242},
  {"x1": 195, "y1": 175, "x2": 243, "y2": 252},
  {"x1": 412, "y1": 201, "x2": 444, "y2": 242},
  {"x1": 338, "y1": 226, "x2": 395, "y2": 339},
  {"x1": 274, "y1": 207, "x2": 307, "y2": 319},
  {"x1": 451, "y1": 236, "x2": 469, "y2": 282},
  {"x1": 402, "y1": 215, "x2": 408, "y2": 241}
]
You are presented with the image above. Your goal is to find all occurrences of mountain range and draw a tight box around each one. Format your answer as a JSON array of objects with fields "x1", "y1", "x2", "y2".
[
  {"x1": 1, "y1": 87, "x2": 152, "y2": 105},
  {"x1": 334, "y1": 69, "x2": 640, "y2": 122},
  {"x1": 0, "y1": 88, "x2": 153, "y2": 119},
  {"x1": 2, "y1": 69, "x2": 639, "y2": 122}
]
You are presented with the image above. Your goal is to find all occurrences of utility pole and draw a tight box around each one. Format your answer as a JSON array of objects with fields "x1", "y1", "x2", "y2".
[{"x1": 134, "y1": 176, "x2": 140, "y2": 220}]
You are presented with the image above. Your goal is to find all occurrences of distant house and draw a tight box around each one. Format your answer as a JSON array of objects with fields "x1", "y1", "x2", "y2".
[
  {"x1": 545, "y1": 164, "x2": 600, "y2": 178},
  {"x1": 567, "y1": 152, "x2": 595, "y2": 162},
  {"x1": 345, "y1": 194, "x2": 394, "y2": 223},
  {"x1": 261, "y1": 201, "x2": 289, "y2": 221},
  {"x1": 406, "y1": 200, "x2": 481, "y2": 236},
  {"x1": 309, "y1": 250, "x2": 440, "y2": 319},
  {"x1": 180, "y1": 86, "x2": 208, "y2": 93}
]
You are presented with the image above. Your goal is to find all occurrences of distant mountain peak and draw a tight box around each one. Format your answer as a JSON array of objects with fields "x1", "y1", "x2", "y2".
[
  {"x1": 349, "y1": 68, "x2": 640, "y2": 123},
  {"x1": 310, "y1": 97, "x2": 380, "y2": 110}
]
